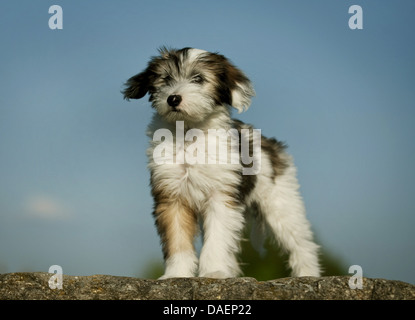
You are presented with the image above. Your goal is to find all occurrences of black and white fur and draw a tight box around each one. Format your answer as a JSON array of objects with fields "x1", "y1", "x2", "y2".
[{"x1": 123, "y1": 47, "x2": 321, "y2": 278}]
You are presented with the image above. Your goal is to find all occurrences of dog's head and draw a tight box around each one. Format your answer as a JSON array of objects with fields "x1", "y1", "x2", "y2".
[{"x1": 123, "y1": 47, "x2": 255, "y2": 123}]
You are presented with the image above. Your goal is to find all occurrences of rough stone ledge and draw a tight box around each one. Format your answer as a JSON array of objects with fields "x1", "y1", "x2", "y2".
[{"x1": 0, "y1": 273, "x2": 413, "y2": 300}]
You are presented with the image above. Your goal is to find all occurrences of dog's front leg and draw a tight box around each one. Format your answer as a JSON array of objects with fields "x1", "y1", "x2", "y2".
[
  {"x1": 198, "y1": 192, "x2": 245, "y2": 278},
  {"x1": 153, "y1": 200, "x2": 198, "y2": 279}
]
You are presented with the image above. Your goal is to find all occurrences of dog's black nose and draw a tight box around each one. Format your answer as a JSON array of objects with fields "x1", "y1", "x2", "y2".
[{"x1": 167, "y1": 95, "x2": 182, "y2": 108}]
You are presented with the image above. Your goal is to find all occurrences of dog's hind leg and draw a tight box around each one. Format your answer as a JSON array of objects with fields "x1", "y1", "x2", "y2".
[{"x1": 253, "y1": 155, "x2": 321, "y2": 277}]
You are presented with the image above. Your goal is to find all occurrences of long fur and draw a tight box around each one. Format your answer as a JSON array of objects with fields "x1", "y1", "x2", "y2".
[{"x1": 123, "y1": 47, "x2": 321, "y2": 278}]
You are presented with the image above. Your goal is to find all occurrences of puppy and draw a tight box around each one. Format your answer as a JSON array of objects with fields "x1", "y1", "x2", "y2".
[{"x1": 123, "y1": 47, "x2": 321, "y2": 279}]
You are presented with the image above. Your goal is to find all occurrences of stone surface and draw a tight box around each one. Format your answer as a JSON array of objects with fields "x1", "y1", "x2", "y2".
[{"x1": 0, "y1": 273, "x2": 414, "y2": 300}]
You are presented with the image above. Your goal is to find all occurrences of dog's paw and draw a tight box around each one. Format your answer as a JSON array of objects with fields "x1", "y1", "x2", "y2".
[
  {"x1": 158, "y1": 273, "x2": 194, "y2": 280},
  {"x1": 199, "y1": 271, "x2": 231, "y2": 279}
]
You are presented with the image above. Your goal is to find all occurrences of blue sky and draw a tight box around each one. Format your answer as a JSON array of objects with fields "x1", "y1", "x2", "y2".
[{"x1": 0, "y1": 0, "x2": 414, "y2": 284}]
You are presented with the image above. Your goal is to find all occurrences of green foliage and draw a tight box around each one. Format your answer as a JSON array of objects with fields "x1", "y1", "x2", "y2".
[
  {"x1": 141, "y1": 259, "x2": 164, "y2": 279},
  {"x1": 240, "y1": 232, "x2": 347, "y2": 280}
]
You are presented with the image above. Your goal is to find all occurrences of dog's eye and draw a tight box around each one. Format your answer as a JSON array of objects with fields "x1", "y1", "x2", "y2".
[{"x1": 191, "y1": 75, "x2": 204, "y2": 84}]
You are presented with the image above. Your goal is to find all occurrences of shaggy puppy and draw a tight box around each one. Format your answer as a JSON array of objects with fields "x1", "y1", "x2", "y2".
[{"x1": 123, "y1": 47, "x2": 321, "y2": 279}]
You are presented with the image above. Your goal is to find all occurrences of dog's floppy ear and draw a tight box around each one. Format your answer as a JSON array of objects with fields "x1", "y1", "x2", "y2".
[
  {"x1": 225, "y1": 60, "x2": 255, "y2": 113},
  {"x1": 122, "y1": 69, "x2": 153, "y2": 100}
]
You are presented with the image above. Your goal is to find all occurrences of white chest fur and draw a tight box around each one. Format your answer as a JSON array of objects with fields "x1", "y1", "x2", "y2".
[{"x1": 147, "y1": 125, "x2": 242, "y2": 210}]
